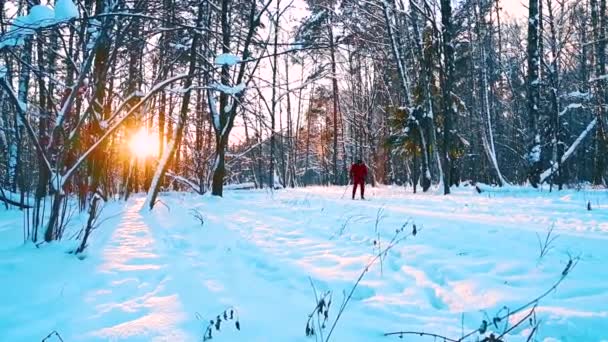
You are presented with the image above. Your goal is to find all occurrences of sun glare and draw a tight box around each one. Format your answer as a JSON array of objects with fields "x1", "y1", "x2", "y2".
[{"x1": 128, "y1": 128, "x2": 158, "y2": 158}]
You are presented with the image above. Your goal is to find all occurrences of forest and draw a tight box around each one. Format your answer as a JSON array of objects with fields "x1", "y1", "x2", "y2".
[
  {"x1": 0, "y1": 0, "x2": 607, "y2": 341},
  {"x1": 1, "y1": 0, "x2": 607, "y2": 237}
]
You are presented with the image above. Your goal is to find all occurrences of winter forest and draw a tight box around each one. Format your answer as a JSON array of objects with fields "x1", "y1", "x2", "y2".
[{"x1": 0, "y1": 0, "x2": 607, "y2": 341}]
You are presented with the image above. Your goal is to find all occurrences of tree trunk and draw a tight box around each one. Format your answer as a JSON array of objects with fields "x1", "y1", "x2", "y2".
[
  {"x1": 591, "y1": 0, "x2": 608, "y2": 185},
  {"x1": 440, "y1": 0, "x2": 454, "y2": 194},
  {"x1": 526, "y1": 0, "x2": 542, "y2": 187},
  {"x1": 212, "y1": 138, "x2": 227, "y2": 196},
  {"x1": 145, "y1": 2, "x2": 203, "y2": 209},
  {"x1": 328, "y1": 13, "x2": 340, "y2": 185},
  {"x1": 269, "y1": 0, "x2": 280, "y2": 189}
]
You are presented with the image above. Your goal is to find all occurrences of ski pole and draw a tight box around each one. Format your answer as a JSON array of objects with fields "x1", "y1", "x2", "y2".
[{"x1": 341, "y1": 179, "x2": 351, "y2": 199}]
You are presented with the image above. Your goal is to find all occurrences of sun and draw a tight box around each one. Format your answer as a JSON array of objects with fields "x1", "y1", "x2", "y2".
[{"x1": 128, "y1": 128, "x2": 158, "y2": 158}]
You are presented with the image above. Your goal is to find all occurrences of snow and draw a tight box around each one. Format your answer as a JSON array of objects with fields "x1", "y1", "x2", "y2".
[
  {"x1": 528, "y1": 135, "x2": 541, "y2": 163},
  {"x1": 590, "y1": 74, "x2": 608, "y2": 82},
  {"x1": 565, "y1": 91, "x2": 591, "y2": 100},
  {"x1": 169, "y1": 43, "x2": 190, "y2": 51},
  {"x1": 0, "y1": 35, "x2": 24, "y2": 49},
  {"x1": 528, "y1": 145, "x2": 541, "y2": 163},
  {"x1": 224, "y1": 102, "x2": 233, "y2": 113},
  {"x1": 54, "y1": 0, "x2": 79, "y2": 21},
  {"x1": 2, "y1": 77, "x2": 29, "y2": 113},
  {"x1": 224, "y1": 182, "x2": 256, "y2": 190},
  {"x1": 211, "y1": 82, "x2": 247, "y2": 95},
  {"x1": 1, "y1": 186, "x2": 606, "y2": 341},
  {"x1": 215, "y1": 53, "x2": 242, "y2": 66},
  {"x1": 208, "y1": 94, "x2": 221, "y2": 131},
  {"x1": 19, "y1": 5, "x2": 55, "y2": 27},
  {"x1": 559, "y1": 103, "x2": 583, "y2": 117},
  {"x1": 0, "y1": 1, "x2": 78, "y2": 49}
]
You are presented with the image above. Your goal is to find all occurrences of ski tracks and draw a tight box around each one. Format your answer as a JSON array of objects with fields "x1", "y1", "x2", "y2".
[
  {"x1": 85, "y1": 198, "x2": 189, "y2": 341},
  {"x1": 82, "y1": 189, "x2": 608, "y2": 341}
]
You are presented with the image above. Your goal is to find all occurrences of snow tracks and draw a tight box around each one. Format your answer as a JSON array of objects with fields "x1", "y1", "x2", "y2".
[
  {"x1": 2, "y1": 187, "x2": 607, "y2": 341},
  {"x1": 90, "y1": 189, "x2": 608, "y2": 341}
]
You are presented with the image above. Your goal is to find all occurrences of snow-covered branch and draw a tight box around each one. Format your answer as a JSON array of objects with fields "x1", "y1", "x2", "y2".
[{"x1": 539, "y1": 119, "x2": 597, "y2": 184}]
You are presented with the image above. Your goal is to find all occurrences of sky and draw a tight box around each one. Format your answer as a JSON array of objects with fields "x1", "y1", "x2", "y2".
[{"x1": 503, "y1": 1, "x2": 527, "y2": 19}]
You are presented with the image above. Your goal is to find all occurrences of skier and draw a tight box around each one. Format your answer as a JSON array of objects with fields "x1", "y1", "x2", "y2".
[{"x1": 349, "y1": 159, "x2": 368, "y2": 200}]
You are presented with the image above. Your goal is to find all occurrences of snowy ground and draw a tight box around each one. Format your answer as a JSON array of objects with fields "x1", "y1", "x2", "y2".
[{"x1": 1, "y1": 185, "x2": 607, "y2": 342}]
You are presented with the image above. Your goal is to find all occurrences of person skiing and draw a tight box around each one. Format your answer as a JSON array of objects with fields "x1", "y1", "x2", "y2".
[{"x1": 350, "y1": 159, "x2": 368, "y2": 200}]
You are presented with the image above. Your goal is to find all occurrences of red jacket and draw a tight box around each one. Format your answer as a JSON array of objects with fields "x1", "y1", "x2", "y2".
[{"x1": 350, "y1": 163, "x2": 368, "y2": 183}]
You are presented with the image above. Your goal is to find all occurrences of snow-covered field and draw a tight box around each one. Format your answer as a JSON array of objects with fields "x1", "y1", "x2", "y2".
[{"x1": 1, "y1": 186, "x2": 607, "y2": 341}]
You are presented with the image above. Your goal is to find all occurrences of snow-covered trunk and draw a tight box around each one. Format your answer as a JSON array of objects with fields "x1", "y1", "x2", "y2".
[
  {"x1": 304, "y1": 90, "x2": 313, "y2": 186},
  {"x1": 278, "y1": 101, "x2": 287, "y2": 188},
  {"x1": 473, "y1": 55, "x2": 489, "y2": 183},
  {"x1": 89, "y1": 1, "x2": 112, "y2": 197},
  {"x1": 211, "y1": 0, "x2": 233, "y2": 195},
  {"x1": 208, "y1": 0, "x2": 268, "y2": 194},
  {"x1": 145, "y1": 137, "x2": 177, "y2": 208},
  {"x1": 0, "y1": 94, "x2": 9, "y2": 186},
  {"x1": 275, "y1": 5, "x2": 287, "y2": 189},
  {"x1": 576, "y1": 5, "x2": 591, "y2": 183},
  {"x1": 145, "y1": 2, "x2": 203, "y2": 210},
  {"x1": 382, "y1": 0, "x2": 412, "y2": 106},
  {"x1": 440, "y1": 0, "x2": 454, "y2": 194},
  {"x1": 480, "y1": 40, "x2": 507, "y2": 186},
  {"x1": 33, "y1": 29, "x2": 55, "y2": 241},
  {"x1": 539, "y1": 119, "x2": 598, "y2": 184},
  {"x1": 14, "y1": 36, "x2": 32, "y2": 195},
  {"x1": 367, "y1": 105, "x2": 377, "y2": 187},
  {"x1": 526, "y1": 0, "x2": 543, "y2": 187},
  {"x1": 328, "y1": 12, "x2": 340, "y2": 185},
  {"x1": 195, "y1": 73, "x2": 206, "y2": 194},
  {"x1": 284, "y1": 55, "x2": 296, "y2": 188},
  {"x1": 269, "y1": 0, "x2": 279, "y2": 189},
  {"x1": 384, "y1": 0, "x2": 432, "y2": 190},
  {"x1": 591, "y1": 0, "x2": 608, "y2": 185},
  {"x1": 423, "y1": 52, "x2": 440, "y2": 190},
  {"x1": 292, "y1": 67, "x2": 305, "y2": 188},
  {"x1": 594, "y1": 118, "x2": 608, "y2": 186},
  {"x1": 347, "y1": 48, "x2": 360, "y2": 166},
  {"x1": 545, "y1": 0, "x2": 564, "y2": 190},
  {"x1": 362, "y1": 63, "x2": 378, "y2": 187},
  {"x1": 255, "y1": 108, "x2": 265, "y2": 188},
  {"x1": 412, "y1": 1, "x2": 434, "y2": 191}
]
